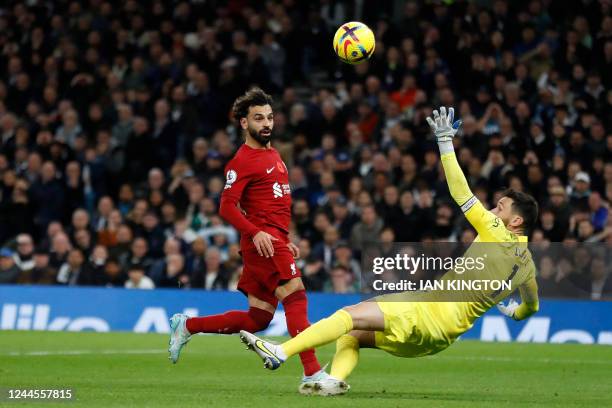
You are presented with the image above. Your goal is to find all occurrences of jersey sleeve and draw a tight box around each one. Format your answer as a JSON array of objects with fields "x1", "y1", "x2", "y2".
[
  {"x1": 514, "y1": 276, "x2": 540, "y2": 320},
  {"x1": 440, "y1": 152, "x2": 510, "y2": 242},
  {"x1": 219, "y1": 160, "x2": 260, "y2": 239}
]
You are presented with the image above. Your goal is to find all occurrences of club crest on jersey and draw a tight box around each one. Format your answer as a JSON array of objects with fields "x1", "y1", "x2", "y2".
[
  {"x1": 224, "y1": 169, "x2": 237, "y2": 189},
  {"x1": 277, "y1": 161, "x2": 286, "y2": 173}
]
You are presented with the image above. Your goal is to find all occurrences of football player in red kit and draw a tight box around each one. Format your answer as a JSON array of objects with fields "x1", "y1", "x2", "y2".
[{"x1": 168, "y1": 88, "x2": 330, "y2": 394}]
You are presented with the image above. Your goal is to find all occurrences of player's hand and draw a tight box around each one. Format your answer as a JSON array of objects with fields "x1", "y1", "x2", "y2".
[
  {"x1": 252, "y1": 231, "x2": 278, "y2": 258},
  {"x1": 497, "y1": 299, "x2": 520, "y2": 319},
  {"x1": 287, "y1": 242, "x2": 300, "y2": 259},
  {"x1": 425, "y1": 106, "x2": 462, "y2": 143}
]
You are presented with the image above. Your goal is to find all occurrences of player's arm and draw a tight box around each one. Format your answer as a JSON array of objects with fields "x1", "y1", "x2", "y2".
[
  {"x1": 498, "y1": 277, "x2": 540, "y2": 320},
  {"x1": 427, "y1": 107, "x2": 501, "y2": 239},
  {"x1": 219, "y1": 166, "x2": 277, "y2": 257},
  {"x1": 219, "y1": 166, "x2": 260, "y2": 237},
  {"x1": 515, "y1": 277, "x2": 540, "y2": 320}
]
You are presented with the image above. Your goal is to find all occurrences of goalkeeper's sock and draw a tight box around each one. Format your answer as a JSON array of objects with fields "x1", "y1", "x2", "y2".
[
  {"x1": 185, "y1": 307, "x2": 273, "y2": 334},
  {"x1": 281, "y1": 290, "x2": 321, "y2": 376},
  {"x1": 280, "y1": 309, "x2": 353, "y2": 359},
  {"x1": 330, "y1": 334, "x2": 360, "y2": 380}
]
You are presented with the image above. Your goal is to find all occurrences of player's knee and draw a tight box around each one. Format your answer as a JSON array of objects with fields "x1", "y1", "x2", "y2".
[
  {"x1": 337, "y1": 334, "x2": 359, "y2": 349},
  {"x1": 341, "y1": 304, "x2": 359, "y2": 321},
  {"x1": 342, "y1": 304, "x2": 357, "y2": 313},
  {"x1": 341, "y1": 303, "x2": 383, "y2": 331},
  {"x1": 281, "y1": 288, "x2": 307, "y2": 307},
  {"x1": 247, "y1": 307, "x2": 274, "y2": 332}
]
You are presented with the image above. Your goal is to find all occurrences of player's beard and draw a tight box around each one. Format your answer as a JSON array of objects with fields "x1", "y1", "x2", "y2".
[{"x1": 247, "y1": 125, "x2": 272, "y2": 147}]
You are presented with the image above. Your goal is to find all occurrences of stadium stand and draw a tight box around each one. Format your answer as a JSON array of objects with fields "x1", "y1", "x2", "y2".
[{"x1": 0, "y1": 0, "x2": 610, "y2": 297}]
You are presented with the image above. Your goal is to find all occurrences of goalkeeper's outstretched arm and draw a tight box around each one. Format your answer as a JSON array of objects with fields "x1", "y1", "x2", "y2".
[
  {"x1": 428, "y1": 106, "x2": 540, "y2": 318},
  {"x1": 426, "y1": 107, "x2": 499, "y2": 239},
  {"x1": 425, "y1": 107, "x2": 473, "y2": 207}
]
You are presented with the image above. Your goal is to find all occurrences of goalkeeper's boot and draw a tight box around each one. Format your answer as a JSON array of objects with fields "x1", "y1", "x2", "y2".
[
  {"x1": 298, "y1": 365, "x2": 347, "y2": 395},
  {"x1": 168, "y1": 313, "x2": 192, "y2": 364},
  {"x1": 239, "y1": 330, "x2": 285, "y2": 370},
  {"x1": 311, "y1": 375, "x2": 350, "y2": 396}
]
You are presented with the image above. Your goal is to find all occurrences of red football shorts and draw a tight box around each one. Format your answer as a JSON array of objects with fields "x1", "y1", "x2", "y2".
[{"x1": 238, "y1": 241, "x2": 302, "y2": 306}]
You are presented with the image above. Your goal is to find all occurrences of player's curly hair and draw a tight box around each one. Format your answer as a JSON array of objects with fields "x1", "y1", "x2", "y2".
[
  {"x1": 232, "y1": 87, "x2": 274, "y2": 121},
  {"x1": 502, "y1": 188, "x2": 539, "y2": 235}
]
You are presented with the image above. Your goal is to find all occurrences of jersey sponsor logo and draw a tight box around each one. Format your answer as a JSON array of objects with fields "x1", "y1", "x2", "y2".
[
  {"x1": 273, "y1": 182, "x2": 283, "y2": 198},
  {"x1": 272, "y1": 182, "x2": 291, "y2": 198},
  {"x1": 290, "y1": 263, "x2": 297, "y2": 275},
  {"x1": 224, "y1": 170, "x2": 237, "y2": 189},
  {"x1": 266, "y1": 167, "x2": 275, "y2": 174}
]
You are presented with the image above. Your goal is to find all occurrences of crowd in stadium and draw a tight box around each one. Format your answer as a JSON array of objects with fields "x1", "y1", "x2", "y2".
[{"x1": 0, "y1": 0, "x2": 610, "y2": 298}]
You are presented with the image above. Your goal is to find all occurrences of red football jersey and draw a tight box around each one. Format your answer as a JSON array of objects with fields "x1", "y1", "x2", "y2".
[{"x1": 219, "y1": 144, "x2": 291, "y2": 250}]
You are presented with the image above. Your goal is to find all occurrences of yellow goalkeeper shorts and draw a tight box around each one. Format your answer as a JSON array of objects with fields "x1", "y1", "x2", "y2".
[{"x1": 374, "y1": 296, "x2": 458, "y2": 358}]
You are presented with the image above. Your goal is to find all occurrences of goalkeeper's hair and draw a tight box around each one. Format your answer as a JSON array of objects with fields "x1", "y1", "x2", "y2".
[
  {"x1": 502, "y1": 188, "x2": 539, "y2": 235},
  {"x1": 232, "y1": 87, "x2": 274, "y2": 121}
]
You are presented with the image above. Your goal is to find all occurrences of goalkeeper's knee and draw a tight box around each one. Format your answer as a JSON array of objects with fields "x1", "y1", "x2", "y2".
[{"x1": 336, "y1": 334, "x2": 360, "y2": 350}]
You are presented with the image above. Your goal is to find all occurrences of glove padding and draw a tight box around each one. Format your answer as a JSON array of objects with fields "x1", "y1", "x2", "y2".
[
  {"x1": 426, "y1": 106, "x2": 463, "y2": 143},
  {"x1": 497, "y1": 299, "x2": 520, "y2": 319}
]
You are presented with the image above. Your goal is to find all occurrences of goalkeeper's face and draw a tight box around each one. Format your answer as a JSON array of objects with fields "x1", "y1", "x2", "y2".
[
  {"x1": 243, "y1": 104, "x2": 274, "y2": 147},
  {"x1": 491, "y1": 197, "x2": 523, "y2": 231}
]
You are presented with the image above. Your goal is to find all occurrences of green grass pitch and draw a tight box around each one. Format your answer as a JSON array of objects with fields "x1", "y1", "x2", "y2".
[{"x1": 1, "y1": 331, "x2": 611, "y2": 407}]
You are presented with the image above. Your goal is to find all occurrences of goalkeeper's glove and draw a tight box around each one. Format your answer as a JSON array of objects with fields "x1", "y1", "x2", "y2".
[
  {"x1": 425, "y1": 106, "x2": 462, "y2": 154},
  {"x1": 497, "y1": 299, "x2": 520, "y2": 320}
]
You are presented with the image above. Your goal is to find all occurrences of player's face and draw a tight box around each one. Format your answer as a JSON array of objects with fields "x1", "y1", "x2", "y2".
[
  {"x1": 492, "y1": 196, "x2": 523, "y2": 231},
  {"x1": 242, "y1": 105, "x2": 274, "y2": 146}
]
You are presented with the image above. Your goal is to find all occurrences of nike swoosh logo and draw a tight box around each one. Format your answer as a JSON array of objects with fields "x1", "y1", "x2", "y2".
[
  {"x1": 266, "y1": 167, "x2": 274, "y2": 174},
  {"x1": 255, "y1": 340, "x2": 278, "y2": 361}
]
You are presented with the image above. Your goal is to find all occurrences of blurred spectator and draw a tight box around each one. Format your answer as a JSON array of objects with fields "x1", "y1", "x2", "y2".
[
  {"x1": 13, "y1": 233, "x2": 35, "y2": 274},
  {"x1": 324, "y1": 264, "x2": 358, "y2": 294},
  {"x1": 588, "y1": 192, "x2": 609, "y2": 231},
  {"x1": 153, "y1": 253, "x2": 188, "y2": 289},
  {"x1": 23, "y1": 248, "x2": 57, "y2": 284},
  {"x1": 0, "y1": 248, "x2": 20, "y2": 284},
  {"x1": 49, "y1": 232, "x2": 72, "y2": 269},
  {"x1": 102, "y1": 258, "x2": 127, "y2": 287},
  {"x1": 191, "y1": 247, "x2": 228, "y2": 290},
  {"x1": 350, "y1": 205, "x2": 383, "y2": 252},
  {"x1": 334, "y1": 241, "x2": 361, "y2": 279},
  {"x1": 569, "y1": 171, "x2": 592, "y2": 208},
  {"x1": 30, "y1": 161, "x2": 65, "y2": 234},
  {"x1": 312, "y1": 226, "x2": 340, "y2": 269},
  {"x1": 56, "y1": 248, "x2": 87, "y2": 285},
  {"x1": 590, "y1": 255, "x2": 611, "y2": 300},
  {"x1": 125, "y1": 263, "x2": 155, "y2": 290},
  {"x1": 119, "y1": 237, "x2": 153, "y2": 273}
]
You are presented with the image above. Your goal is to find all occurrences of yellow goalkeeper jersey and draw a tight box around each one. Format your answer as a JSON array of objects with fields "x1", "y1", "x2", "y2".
[{"x1": 374, "y1": 152, "x2": 538, "y2": 358}]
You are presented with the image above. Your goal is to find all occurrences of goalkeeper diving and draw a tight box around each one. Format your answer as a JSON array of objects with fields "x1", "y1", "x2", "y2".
[{"x1": 239, "y1": 106, "x2": 540, "y2": 396}]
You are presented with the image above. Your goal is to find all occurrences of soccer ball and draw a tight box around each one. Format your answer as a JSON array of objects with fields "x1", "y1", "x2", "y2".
[{"x1": 333, "y1": 21, "x2": 375, "y2": 65}]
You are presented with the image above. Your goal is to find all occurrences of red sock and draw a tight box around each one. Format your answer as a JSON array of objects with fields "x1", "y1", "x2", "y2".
[
  {"x1": 186, "y1": 307, "x2": 273, "y2": 334},
  {"x1": 282, "y1": 290, "x2": 321, "y2": 376}
]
